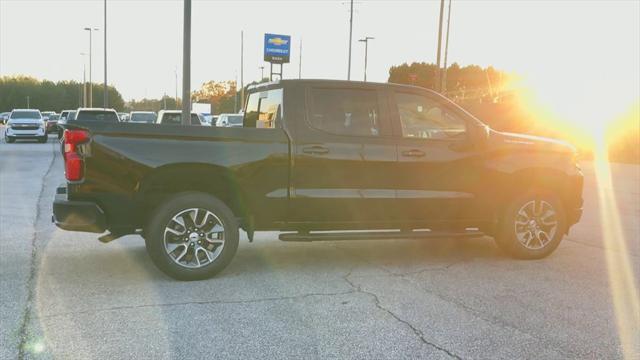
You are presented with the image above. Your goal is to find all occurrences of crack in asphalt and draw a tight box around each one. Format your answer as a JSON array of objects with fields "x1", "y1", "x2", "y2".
[
  {"x1": 340, "y1": 269, "x2": 463, "y2": 359},
  {"x1": 40, "y1": 290, "x2": 358, "y2": 319},
  {"x1": 331, "y1": 245, "x2": 577, "y2": 359},
  {"x1": 16, "y1": 140, "x2": 57, "y2": 360}
]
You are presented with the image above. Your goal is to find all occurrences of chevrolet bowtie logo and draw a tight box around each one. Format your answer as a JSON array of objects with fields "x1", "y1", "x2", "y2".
[{"x1": 268, "y1": 37, "x2": 288, "y2": 46}]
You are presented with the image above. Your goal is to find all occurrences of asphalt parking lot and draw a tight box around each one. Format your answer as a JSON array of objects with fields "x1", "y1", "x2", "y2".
[{"x1": 1, "y1": 132, "x2": 638, "y2": 359}]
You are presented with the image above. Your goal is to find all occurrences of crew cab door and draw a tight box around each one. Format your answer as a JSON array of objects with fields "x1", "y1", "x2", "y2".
[
  {"x1": 289, "y1": 84, "x2": 397, "y2": 225},
  {"x1": 390, "y1": 89, "x2": 486, "y2": 227}
]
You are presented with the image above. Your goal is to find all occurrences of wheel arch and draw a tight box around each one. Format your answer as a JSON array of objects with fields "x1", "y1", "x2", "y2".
[{"x1": 136, "y1": 163, "x2": 249, "y2": 228}]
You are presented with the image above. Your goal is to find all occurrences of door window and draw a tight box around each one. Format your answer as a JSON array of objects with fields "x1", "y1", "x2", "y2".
[
  {"x1": 309, "y1": 88, "x2": 380, "y2": 137},
  {"x1": 244, "y1": 88, "x2": 283, "y2": 128},
  {"x1": 395, "y1": 93, "x2": 466, "y2": 139}
]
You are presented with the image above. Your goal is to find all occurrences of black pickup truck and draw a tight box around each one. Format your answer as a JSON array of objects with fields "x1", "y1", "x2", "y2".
[{"x1": 53, "y1": 80, "x2": 583, "y2": 280}]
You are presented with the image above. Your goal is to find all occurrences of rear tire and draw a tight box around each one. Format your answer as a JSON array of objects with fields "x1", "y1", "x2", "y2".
[
  {"x1": 5, "y1": 136, "x2": 15, "y2": 143},
  {"x1": 495, "y1": 190, "x2": 566, "y2": 259},
  {"x1": 145, "y1": 192, "x2": 239, "y2": 281},
  {"x1": 38, "y1": 135, "x2": 48, "y2": 143}
]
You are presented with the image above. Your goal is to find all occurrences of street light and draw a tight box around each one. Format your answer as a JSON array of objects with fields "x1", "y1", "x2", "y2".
[
  {"x1": 83, "y1": 27, "x2": 99, "y2": 107},
  {"x1": 80, "y1": 53, "x2": 88, "y2": 107},
  {"x1": 259, "y1": 66, "x2": 265, "y2": 81},
  {"x1": 103, "y1": 0, "x2": 108, "y2": 108},
  {"x1": 358, "y1": 36, "x2": 374, "y2": 82}
]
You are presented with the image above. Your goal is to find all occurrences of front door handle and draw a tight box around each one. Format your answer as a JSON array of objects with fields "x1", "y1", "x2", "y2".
[
  {"x1": 302, "y1": 145, "x2": 329, "y2": 155},
  {"x1": 401, "y1": 149, "x2": 425, "y2": 157}
]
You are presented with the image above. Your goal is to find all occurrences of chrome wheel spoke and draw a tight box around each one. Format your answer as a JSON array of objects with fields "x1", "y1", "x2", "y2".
[{"x1": 175, "y1": 245, "x2": 189, "y2": 263}]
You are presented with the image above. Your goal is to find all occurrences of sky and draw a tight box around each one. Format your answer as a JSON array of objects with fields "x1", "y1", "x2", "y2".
[{"x1": 1, "y1": 0, "x2": 639, "y2": 116}]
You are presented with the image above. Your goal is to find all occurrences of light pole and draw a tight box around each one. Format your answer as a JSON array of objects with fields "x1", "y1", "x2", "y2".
[
  {"x1": 103, "y1": 0, "x2": 108, "y2": 108},
  {"x1": 80, "y1": 53, "x2": 88, "y2": 107},
  {"x1": 347, "y1": 0, "x2": 354, "y2": 80},
  {"x1": 240, "y1": 30, "x2": 244, "y2": 110},
  {"x1": 442, "y1": 0, "x2": 452, "y2": 94},
  {"x1": 299, "y1": 38, "x2": 302, "y2": 79},
  {"x1": 435, "y1": 0, "x2": 445, "y2": 92},
  {"x1": 84, "y1": 27, "x2": 99, "y2": 107},
  {"x1": 181, "y1": 0, "x2": 191, "y2": 125},
  {"x1": 259, "y1": 66, "x2": 265, "y2": 81},
  {"x1": 358, "y1": 37, "x2": 374, "y2": 82}
]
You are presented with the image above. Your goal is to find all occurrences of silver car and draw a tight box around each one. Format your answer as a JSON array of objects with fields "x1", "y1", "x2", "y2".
[{"x1": 4, "y1": 109, "x2": 47, "y2": 143}]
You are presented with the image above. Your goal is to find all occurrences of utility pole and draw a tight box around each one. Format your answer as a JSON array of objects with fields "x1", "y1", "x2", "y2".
[
  {"x1": 175, "y1": 67, "x2": 178, "y2": 109},
  {"x1": 26, "y1": 96, "x2": 30, "y2": 109},
  {"x1": 181, "y1": 0, "x2": 191, "y2": 125},
  {"x1": 103, "y1": 0, "x2": 108, "y2": 108},
  {"x1": 435, "y1": 0, "x2": 445, "y2": 92},
  {"x1": 299, "y1": 38, "x2": 302, "y2": 79},
  {"x1": 81, "y1": 53, "x2": 87, "y2": 107},
  {"x1": 359, "y1": 37, "x2": 374, "y2": 82},
  {"x1": 347, "y1": 0, "x2": 354, "y2": 80},
  {"x1": 442, "y1": 0, "x2": 452, "y2": 94},
  {"x1": 84, "y1": 27, "x2": 98, "y2": 107},
  {"x1": 240, "y1": 30, "x2": 244, "y2": 111}
]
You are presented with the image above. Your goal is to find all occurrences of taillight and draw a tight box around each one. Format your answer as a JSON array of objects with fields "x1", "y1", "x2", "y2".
[{"x1": 64, "y1": 129, "x2": 90, "y2": 181}]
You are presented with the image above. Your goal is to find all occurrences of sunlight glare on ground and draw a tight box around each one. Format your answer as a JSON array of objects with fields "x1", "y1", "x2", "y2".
[{"x1": 592, "y1": 136, "x2": 640, "y2": 360}]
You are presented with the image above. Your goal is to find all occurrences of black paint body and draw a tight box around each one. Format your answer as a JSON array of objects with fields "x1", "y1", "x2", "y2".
[{"x1": 55, "y1": 80, "x2": 583, "y2": 237}]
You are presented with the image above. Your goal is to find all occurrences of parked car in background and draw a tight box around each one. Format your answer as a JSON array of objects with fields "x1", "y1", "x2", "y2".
[
  {"x1": 51, "y1": 79, "x2": 583, "y2": 280},
  {"x1": 155, "y1": 110, "x2": 202, "y2": 125},
  {"x1": 4, "y1": 109, "x2": 47, "y2": 143},
  {"x1": 129, "y1": 111, "x2": 157, "y2": 124},
  {"x1": 57, "y1": 110, "x2": 77, "y2": 138},
  {"x1": 216, "y1": 113, "x2": 243, "y2": 127},
  {"x1": 46, "y1": 114, "x2": 60, "y2": 134},
  {"x1": 202, "y1": 114, "x2": 216, "y2": 126},
  {"x1": 41, "y1": 111, "x2": 56, "y2": 121},
  {"x1": 118, "y1": 112, "x2": 129, "y2": 122},
  {"x1": 0, "y1": 112, "x2": 10, "y2": 125}
]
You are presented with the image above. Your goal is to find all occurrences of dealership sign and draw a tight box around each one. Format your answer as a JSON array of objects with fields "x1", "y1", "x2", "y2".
[{"x1": 264, "y1": 33, "x2": 291, "y2": 63}]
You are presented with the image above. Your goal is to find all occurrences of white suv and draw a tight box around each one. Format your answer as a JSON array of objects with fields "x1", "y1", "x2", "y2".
[{"x1": 4, "y1": 109, "x2": 47, "y2": 143}]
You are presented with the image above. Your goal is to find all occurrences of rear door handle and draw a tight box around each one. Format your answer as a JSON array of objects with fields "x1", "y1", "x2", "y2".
[
  {"x1": 401, "y1": 149, "x2": 425, "y2": 157},
  {"x1": 302, "y1": 145, "x2": 329, "y2": 155}
]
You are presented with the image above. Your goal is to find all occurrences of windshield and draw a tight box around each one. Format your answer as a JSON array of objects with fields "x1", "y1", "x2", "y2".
[
  {"x1": 10, "y1": 111, "x2": 41, "y2": 119},
  {"x1": 75, "y1": 111, "x2": 119, "y2": 122},
  {"x1": 130, "y1": 113, "x2": 156, "y2": 123}
]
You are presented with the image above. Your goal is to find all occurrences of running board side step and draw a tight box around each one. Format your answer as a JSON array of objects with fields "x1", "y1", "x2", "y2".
[{"x1": 278, "y1": 230, "x2": 484, "y2": 242}]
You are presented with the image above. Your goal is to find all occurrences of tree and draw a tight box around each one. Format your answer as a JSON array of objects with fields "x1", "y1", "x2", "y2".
[{"x1": 0, "y1": 76, "x2": 126, "y2": 112}]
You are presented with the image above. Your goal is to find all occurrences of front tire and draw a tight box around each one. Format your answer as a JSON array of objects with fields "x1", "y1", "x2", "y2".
[
  {"x1": 495, "y1": 191, "x2": 566, "y2": 259},
  {"x1": 145, "y1": 192, "x2": 239, "y2": 281},
  {"x1": 5, "y1": 136, "x2": 15, "y2": 143}
]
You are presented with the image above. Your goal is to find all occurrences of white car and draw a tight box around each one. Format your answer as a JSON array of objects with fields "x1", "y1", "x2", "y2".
[
  {"x1": 129, "y1": 111, "x2": 157, "y2": 124},
  {"x1": 156, "y1": 110, "x2": 203, "y2": 126},
  {"x1": 4, "y1": 109, "x2": 47, "y2": 143},
  {"x1": 215, "y1": 113, "x2": 244, "y2": 127},
  {"x1": 73, "y1": 108, "x2": 120, "y2": 123}
]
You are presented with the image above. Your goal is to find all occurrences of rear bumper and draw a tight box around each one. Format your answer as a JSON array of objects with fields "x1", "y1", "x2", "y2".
[{"x1": 53, "y1": 186, "x2": 106, "y2": 233}]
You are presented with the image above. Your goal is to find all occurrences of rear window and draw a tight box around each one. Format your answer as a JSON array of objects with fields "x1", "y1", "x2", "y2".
[
  {"x1": 160, "y1": 113, "x2": 200, "y2": 125},
  {"x1": 75, "y1": 111, "x2": 119, "y2": 122},
  {"x1": 10, "y1": 111, "x2": 41, "y2": 119},
  {"x1": 244, "y1": 88, "x2": 282, "y2": 128},
  {"x1": 130, "y1": 113, "x2": 157, "y2": 123},
  {"x1": 49, "y1": 115, "x2": 59, "y2": 120}
]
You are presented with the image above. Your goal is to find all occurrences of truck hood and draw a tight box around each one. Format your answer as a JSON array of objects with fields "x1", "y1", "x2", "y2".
[{"x1": 493, "y1": 131, "x2": 576, "y2": 155}]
